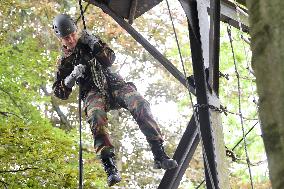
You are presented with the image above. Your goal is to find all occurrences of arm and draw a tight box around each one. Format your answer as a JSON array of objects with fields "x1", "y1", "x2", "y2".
[
  {"x1": 53, "y1": 62, "x2": 86, "y2": 100},
  {"x1": 52, "y1": 71, "x2": 72, "y2": 100},
  {"x1": 52, "y1": 57, "x2": 73, "y2": 100}
]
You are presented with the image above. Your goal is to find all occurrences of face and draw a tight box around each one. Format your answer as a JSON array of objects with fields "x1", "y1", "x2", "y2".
[{"x1": 60, "y1": 31, "x2": 78, "y2": 49}]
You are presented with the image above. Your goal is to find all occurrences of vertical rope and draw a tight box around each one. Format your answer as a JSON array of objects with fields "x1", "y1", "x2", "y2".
[
  {"x1": 227, "y1": 25, "x2": 254, "y2": 189},
  {"x1": 77, "y1": 1, "x2": 87, "y2": 188},
  {"x1": 78, "y1": 0, "x2": 87, "y2": 30},
  {"x1": 232, "y1": 0, "x2": 257, "y2": 106},
  {"x1": 78, "y1": 84, "x2": 83, "y2": 189},
  {"x1": 165, "y1": 0, "x2": 186, "y2": 76},
  {"x1": 76, "y1": 2, "x2": 90, "y2": 24}
]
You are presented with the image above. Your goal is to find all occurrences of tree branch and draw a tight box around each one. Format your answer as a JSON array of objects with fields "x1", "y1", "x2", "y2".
[
  {"x1": 0, "y1": 111, "x2": 23, "y2": 119},
  {"x1": 40, "y1": 84, "x2": 52, "y2": 96},
  {"x1": 0, "y1": 167, "x2": 39, "y2": 174},
  {"x1": 0, "y1": 86, "x2": 22, "y2": 111},
  {"x1": 40, "y1": 84, "x2": 72, "y2": 130},
  {"x1": 0, "y1": 180, "x2": 8, "y2": 189}
]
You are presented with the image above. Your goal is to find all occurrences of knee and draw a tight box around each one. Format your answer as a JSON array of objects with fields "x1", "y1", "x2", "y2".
[
  {"x1": 88, "y1": 110, "x2": 108, "y2": 129},
  {"x1": 100, "y1": 146, "x2": 115, "y2": 159},
  {"x1": 130, "y1": 98, "x2": 152, "y2": 121}
]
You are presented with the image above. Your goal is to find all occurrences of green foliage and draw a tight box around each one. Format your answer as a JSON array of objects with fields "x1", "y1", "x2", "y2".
[
  {"x1": 0, "y1": 38, "x2": 51, "y2": 120},
  {"x1": 218, "y1": 25, "x2": 270, "y2": 187},
  {"x1": 0, "y1": 8, "x2": 106, "y2": 187},
  {"x1": 0, "y1": 116, "x2": 105, "y2": 188},
  {"x1": 1, "y1": 117, "x2": 74, "y2": 188},
  {"x1": 0, "y1": 0, "x2": 270, "y2": 188}
]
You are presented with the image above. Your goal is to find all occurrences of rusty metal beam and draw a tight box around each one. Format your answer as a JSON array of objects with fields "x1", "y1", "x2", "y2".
[{"x1": 158, "y1": 116, "x2": 200, "y2": 189}]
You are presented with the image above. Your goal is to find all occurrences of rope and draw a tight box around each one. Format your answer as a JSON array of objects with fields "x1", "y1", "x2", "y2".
[
  {"x1": 165, "y1": 0, "x2": 186, "y2": 76},
  {"x1": 227, "y1": 25, "x2": 254, "y2": 189},
  {"x1": 78, "y1": 0, "x2": 87, "y2": 30},
  {"x1": 195, "y1": 180, "x2": 205, "y2": 189},
  {"x1": 78, "y1": 83, "x2": 83, "y2": 189},
  {"x1": 232, "y1": 121, "x2": 258, "y2": 151},
  {"x1": 197, "y1": 121, "x2": 258, "y2": 188},
  {"x1": 165, "y1": 1, "x2": 216, "y2": 188},
  {"x1": 231, "y1": 0, "x2": 257, "y2": 105},
  {"x1": 77, "y1": 0, "x2": 87, "y2": 188},
  {"x1": 76, "y1": 2, "x2": 90, "y2": 24}
]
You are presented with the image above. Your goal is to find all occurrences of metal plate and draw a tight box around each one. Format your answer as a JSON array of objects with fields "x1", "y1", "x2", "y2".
[{"x1": 108, "y1": 0, "x2": 163, "y2": 19}]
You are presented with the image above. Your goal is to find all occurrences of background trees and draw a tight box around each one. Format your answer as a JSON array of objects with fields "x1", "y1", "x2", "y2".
[{"x1": 0, "y1": 0, "x2": 271, "y2": 188}]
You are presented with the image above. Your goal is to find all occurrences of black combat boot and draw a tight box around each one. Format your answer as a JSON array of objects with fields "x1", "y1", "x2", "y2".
[
  {"x1": 149, "y1": 141, "x2": 178, "y2": 170},
  {"x1": 101, "y1": 149, "x2": 121, "y2": 186}
]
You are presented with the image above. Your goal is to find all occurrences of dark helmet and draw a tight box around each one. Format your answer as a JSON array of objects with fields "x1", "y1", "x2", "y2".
[{"x1": 52, "y1": 14, "x2": 77, "y2": 38}]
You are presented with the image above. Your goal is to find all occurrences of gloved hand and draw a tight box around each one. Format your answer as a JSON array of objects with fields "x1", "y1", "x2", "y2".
[{"x1": 64, "y1": 64, "x2": 86, "y2": 88}]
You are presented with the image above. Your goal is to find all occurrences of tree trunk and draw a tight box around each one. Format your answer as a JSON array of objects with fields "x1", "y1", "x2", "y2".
[{"x1": 247, "y1": 1, "x2": 284, "y2": 188}]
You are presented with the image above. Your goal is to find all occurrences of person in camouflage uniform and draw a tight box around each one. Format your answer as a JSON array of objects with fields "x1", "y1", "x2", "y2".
[{"x1": 52, "y1": 14, "x2": 178, "y2": 186}]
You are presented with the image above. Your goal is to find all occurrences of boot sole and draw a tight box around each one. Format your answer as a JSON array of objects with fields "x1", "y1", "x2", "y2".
[
  {"x1": 108, "y1": 176, "x2": 122, "y2": 187},
  {"x1": 161, "y1": 160, "x2": 178, "y2": 170},
  {"x1": 154, "y1": 159, "x2": 178, "y2": 170}
]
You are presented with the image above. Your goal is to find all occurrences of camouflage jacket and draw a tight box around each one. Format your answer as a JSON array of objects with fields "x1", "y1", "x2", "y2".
[{"x1": 52, "y1": 30, "x2": 126, "y2": 101}]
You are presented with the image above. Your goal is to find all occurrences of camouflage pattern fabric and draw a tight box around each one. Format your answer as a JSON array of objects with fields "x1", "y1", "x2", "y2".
[
  {"x1": 84, "y1": 83, "x2": 164, "y2": 155},
  {"x1": 53, "y1": 30, "x2": 164, "y2": 158}
]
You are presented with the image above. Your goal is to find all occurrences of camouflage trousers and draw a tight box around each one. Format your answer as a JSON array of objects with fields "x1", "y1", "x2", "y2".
[{"x1": 83, "y1": 83, "x2": 164, "y2": 156}]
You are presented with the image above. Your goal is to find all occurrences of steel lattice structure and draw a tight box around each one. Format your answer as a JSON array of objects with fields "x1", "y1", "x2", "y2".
[{"x1": 84, "y1": 0, "x2": 249, "y2": 188}]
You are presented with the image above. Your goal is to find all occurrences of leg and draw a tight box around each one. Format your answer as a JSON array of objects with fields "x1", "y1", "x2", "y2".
[
  {"x1": 113, "y1": 83, "x2": 178, "y2": 169},
  {"x1": 84, "y1": 89, "x2": 121, "y2": 186},
  {"x1": 84, "y1": 89, "x2": 113, "y2": 154},
  {"x1": 113, "y1": 83, "x2": 163, "y2": 143}
]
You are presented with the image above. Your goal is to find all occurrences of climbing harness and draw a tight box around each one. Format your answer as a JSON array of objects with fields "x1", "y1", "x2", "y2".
[{"x1": 89, "y1": 57, "x2": 108, "y2": 98}]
